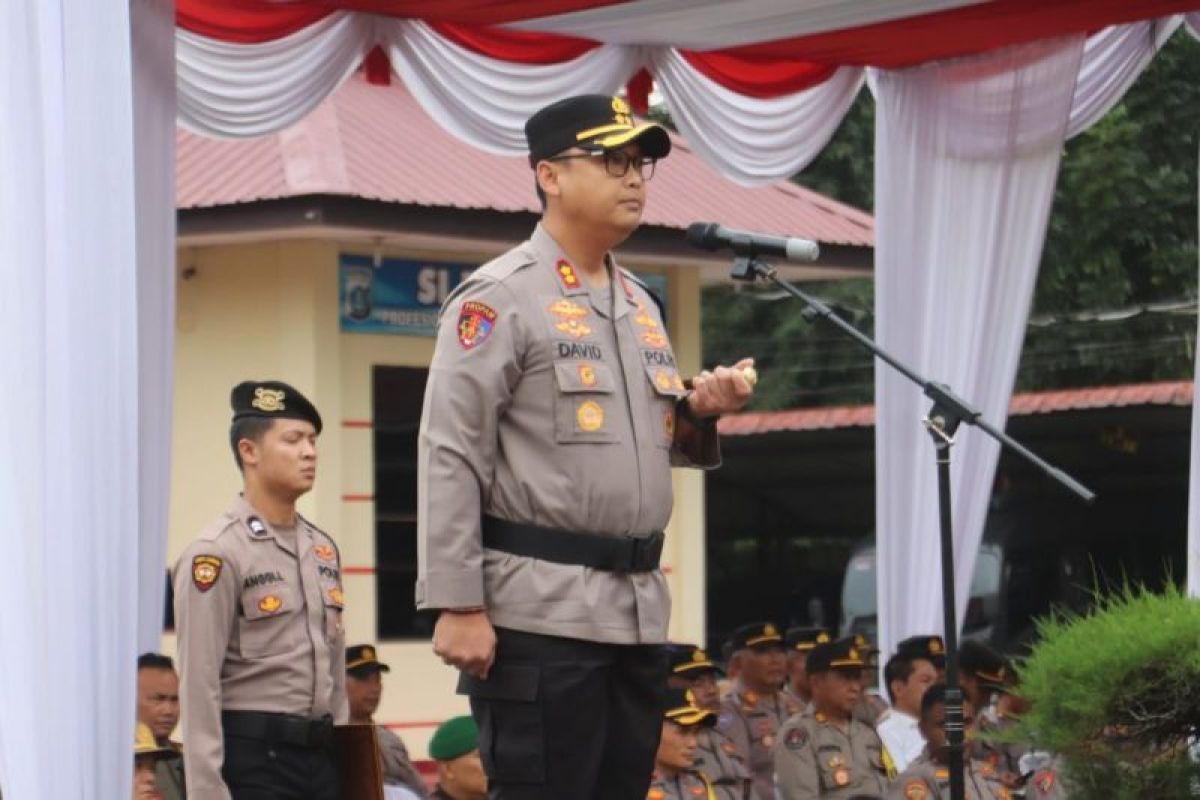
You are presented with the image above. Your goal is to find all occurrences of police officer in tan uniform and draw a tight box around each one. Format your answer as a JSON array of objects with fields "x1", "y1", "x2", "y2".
[
  {"x1": 648, "y1": 688, "x2": 722, "y2": 800},
  {"x1": 417, "y1": 94, "x2": 754, "y2": 799},
  {"x1": 887, "y1": 685, "x2": 1011, "y2": 800},
  {"x1": 774, "y1": 638, "x2": 890, "y2": 799},
  {"x1": 174, "y1": 381, "x2": 346, "y2": 800},
  {"x1": 345, "y1": 644, "x2": 428, "y2": 797},
  {"x1": 666, "y1": 644, "x2": 752, "y2": 799},
  {"x1": 717, "y1": 623, "x2": 804, "y2": 799},
  {"x1": 782, "y1": 627, "x2": 832, "y2": 712}
]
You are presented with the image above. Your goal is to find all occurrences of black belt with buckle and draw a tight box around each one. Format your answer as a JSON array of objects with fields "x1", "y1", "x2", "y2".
[
  {"x1": 482, "y1": 515, "x2": 664, "y2": 572},
  {"x1": 222, "y1": 711, "x2": 334, "y2": 749}
]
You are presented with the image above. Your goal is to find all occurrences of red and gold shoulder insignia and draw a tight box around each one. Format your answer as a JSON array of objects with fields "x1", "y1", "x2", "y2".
[
  {"x1": 191, "y1": 555, "x2": 223, "y2": 592},
  {"x1": 1034, "y1": 771, "x2": 1056, "y2": 792},
  {"x1": 784, "y1": 726, "x2": 807, "y2": 750},
  {"x1": 556, "y1": 259, "x2": 582, "y2": 291},
  {"x1": 548, "y1": 298, "x2": 588, "y2": 320},
  {"x1": 556, "y1": 319, "x2": 593, "y2": 339},
  {"x1": 313, "y1": 544, "x2": 335, "y2": 562},
  {"x1": 457, "y1": 301, "x2": 497, "y2": 350}
]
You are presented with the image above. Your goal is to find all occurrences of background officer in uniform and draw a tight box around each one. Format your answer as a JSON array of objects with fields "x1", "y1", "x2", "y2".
[
  {"x1": 648, "y1": 688, "x2": 721, "y2": 800},
  {"x1": 666, "y1": 644, "x2": 752, "y2": 799},
  {"x1": 876, "y1": 648, "x2": 938, "y2": 773},
  {"x1": 886, "y1": 685, "x2": 1011, "y2": 800},
  {"x1": 345, "y1": 644, "x2": 428, "y2": 797},
  {"x1": 718, "y1": 623, "x2": 803, "y2": 799},
  {"x1": 174, "y1": 381, "x2": 346, "y2": 800},
  {"x1": 136, "y1": 653, "x2": 185, "y2": 800},
  {"x1": 417, "y1": 94, "x2": 754, "y2": 799},
  {"x1": 895, "y1": 636, "x2": 946, "y2": 681},
  {"x1": 774, "y1": 638, "x2": 890, "y2": 799},
  {"x1": 428, "y1": 716, "x2": 488, "y2": 800},
  {"x1": 783, "y1": 627, "x2": 831, "y2": 711}
]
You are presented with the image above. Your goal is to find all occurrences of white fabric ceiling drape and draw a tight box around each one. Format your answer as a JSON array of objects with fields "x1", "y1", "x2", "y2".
[
  {"x1": 872, "y1": 37, "x2": 1085, "y2": 656},
  {"x1": 0, "y1": 0, "x2": 153, "y2": 796}
]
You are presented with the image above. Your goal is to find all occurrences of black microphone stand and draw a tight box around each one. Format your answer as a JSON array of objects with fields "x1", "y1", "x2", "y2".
[{"x1": 728, "y1": 253, "x2": 1094, "y2": 800}]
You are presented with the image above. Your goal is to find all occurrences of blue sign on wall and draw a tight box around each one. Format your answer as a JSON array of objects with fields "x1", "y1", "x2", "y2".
[
  {"x1": 339, "y1": 254, "x2": 474, "y2": 336},
  {"x1": 340, "y1": 252, "x2": 668, "y2": 336}
]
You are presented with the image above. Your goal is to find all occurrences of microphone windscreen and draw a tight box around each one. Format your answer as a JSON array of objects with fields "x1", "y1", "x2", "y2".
[{"x1": 685, "y1": 222, "x2": 719, "y2": 251}]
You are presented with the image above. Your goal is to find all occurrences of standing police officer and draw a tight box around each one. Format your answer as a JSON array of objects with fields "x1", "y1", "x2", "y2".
[
  {"x1": 416, "y1": 94, "x2": 754, "y2": 799},
  {"x1": 174, "y1": 381, "x2": 346, "y2": 800},
  {"x1": 718, "y1": 623, "x2": 804, "y2": 799},
  {"x1": 774, "y1": 638, "x2": 890, "y2": 799}
]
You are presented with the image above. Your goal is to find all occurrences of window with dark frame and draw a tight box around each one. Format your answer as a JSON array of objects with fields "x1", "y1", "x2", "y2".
[{"x1": 373, "y1": 365, "x2": 435, "y2": 640}]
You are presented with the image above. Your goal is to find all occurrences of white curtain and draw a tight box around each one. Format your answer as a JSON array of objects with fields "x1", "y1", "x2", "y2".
[
  {"x1": 379, "y1": 20, "x2": 640, "y2": 155},
  {"x1": 872, "y1": 37, "x2": 1085, "y2": 657},
  {"x1": 652, "y1": 50, "x2": 864, "y2": 186},
  {"x1": 0, "y1": 1, "x2": 145, "y2": 797},
  {"x1": 1067, "y1": 16, "x2": 1182, "y2": 138},
  {"x1": 132, "y1": 0, "x2": 177, "y2": 652},
  {"x1": 177, "y1": 11, "x2": 371, "y2": 138}
]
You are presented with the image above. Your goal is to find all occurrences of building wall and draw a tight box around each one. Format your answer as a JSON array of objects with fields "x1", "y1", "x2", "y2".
[{"x1": 164, "y1": 236, "x2": 707, "y2": 758}]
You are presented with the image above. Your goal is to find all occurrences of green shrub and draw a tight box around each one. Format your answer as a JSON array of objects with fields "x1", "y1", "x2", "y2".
[{"x1": 1013, "y1": 584, "x2": 1200, "y2": 798}]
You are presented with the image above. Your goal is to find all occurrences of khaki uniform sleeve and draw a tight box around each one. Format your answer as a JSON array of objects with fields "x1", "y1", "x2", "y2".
[
  {"x1": 174, "y1": 539, "x2": 237, "y2": 800},
  {"x1": 331, "y1": 548, "x2": 348, "y2": 723},
  {"x1": 671, "y1": 404, "x2": 722, "y2": 469},
  {"x1": 773, "y1": 720, "x2": 820, "y2": 800},
  {"x1": 416, "y1": 278, "x2": 525, "y2": 610}
]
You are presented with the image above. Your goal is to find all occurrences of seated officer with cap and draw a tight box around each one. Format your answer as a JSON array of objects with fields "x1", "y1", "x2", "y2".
[
  {"x1": 895, "y1": 636, "x2": 946, "y2": 681},
  {"x1": 886, "y1": 684, "x2": 1011, "y2": 800},
  {"x1": 418, "y1": 92, "x2": 754, "y2": 799},
  {"x1": 850, "y1": 635, "x2": 889, "y2": 729},
  {"x1": 968, "y1": 654, "x2": 1025, "y2": 787},
  {"x1": 648, "y1": 688, "x2": 721, "y2": 800},
  {"x1": 345, "y1": 644, "x2": 428, "y2": 797},
  {"x1": 136, "y1": 722, "x2": 180, "y2": 800},
  {"x1": 783, "y1": 627, "x2": 832, "y2": 712},
  {"x1": 428, "y1": 716, "x2": 487, "y2": 800},
  {"x1": 667, "y1": 644, "x2": 752, "y2": 799},
  {"x1": 774, "y1": 638, "x2": 890, "y2": 799},
  {"x1": 174, "y1": 381, "x2": 346, "y2": 800},
  {"x1": 718, "y1": 623, "x2": 804, "y2": 800}
]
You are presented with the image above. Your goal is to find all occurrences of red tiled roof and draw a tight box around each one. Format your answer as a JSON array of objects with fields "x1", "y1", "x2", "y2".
[
  {"x1": 718, "y1": 381, "x2": 1195, "y2": 436},
  {"x1": 176, "y1": 73, "x2": 874, "y2": 247}
]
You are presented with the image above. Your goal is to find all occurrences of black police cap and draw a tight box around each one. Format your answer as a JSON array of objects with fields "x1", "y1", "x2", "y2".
[
  {"x1": 662, "y1": 687, "x2": 717, "y2": 727},
  {"x1": 729, "y1": 622, "x2": 785, "y2": 652},
  {"x1": 896, "y1": 635, "x2": 946, "y2": 667},
  {"x1": 806, "y1": 636, "x2": 867, "y2": 675},
  {"x1": 525, "y1": 94, "x2": 671, "y2": 165},
  {"x1": 345, "y1": 644, "x2": 390, "y2": 675},
  {"x1": 231, "y1": 380, "x2": 322, "y2": 434},
  {"x1": 665, "y1": 643, "x2": 724, "y2": 677},
  {"x1": 785, "y1": 626, "x2": 833, "y2": 653}
]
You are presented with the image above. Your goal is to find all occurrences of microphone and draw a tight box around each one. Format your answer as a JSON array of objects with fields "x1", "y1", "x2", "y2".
[{"x1": 685, "y1": 222, "x2": 820, "y2": 263}]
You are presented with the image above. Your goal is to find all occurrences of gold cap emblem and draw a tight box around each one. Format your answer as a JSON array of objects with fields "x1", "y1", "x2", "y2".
[
  {"x1": 849, "y1": 648, "x2": 859, "y2": 660},
  {"x1": 764, "y1": 623, "x2": 778, "y2": 637},
  {"x1": 817, "y1": 632, "x2": 831, "y2": 643},
  {"x1": 930, "y1": 638, "x2": 944, "y2": 655},
  {"x1": 611, "y1": 96, "x2": 632, "y2": 126},
  {"x1": 693, "y1": 649, "x2": 708, "y2": 663},
  {"x1": 364, "y1": 646, "x2": 375, "y2": 661},
  {"x1": 252, "y1": 387, "x2": 286, "y2": 412}
]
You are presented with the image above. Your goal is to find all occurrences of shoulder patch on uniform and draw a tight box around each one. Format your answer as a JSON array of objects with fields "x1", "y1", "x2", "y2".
[
  {"x1": 458, "y1": 300, "x2": 498, "y2": 349},
  {"x1": 192, "y1": 555, "x2": 223, "y2": 592},
  {"x1": 784, "y1": 726, "x2": 808, "y2": 750},
  {"x1": 1034, "y1": 771, "x2": 1056, "y2": 792},
  {"x1": 904, "y1": 779, "x2": 929, "y2": 800}
]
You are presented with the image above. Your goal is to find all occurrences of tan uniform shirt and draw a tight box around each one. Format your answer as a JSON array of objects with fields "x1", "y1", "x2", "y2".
[
  {"x1": 648, "y1": 768, "x2": 718, "y2": 800},
  {"x1": 695, "y1": 726, "x2": 753, "y2": 800},
  {"x1": 886, "y1": 753, "x2": 1012, "y2": 800},
  {"x1": 378, "y1": 725, "x2": 429, "y2": 797},
  {"x1": 718, "y1": 685, "x2": 805, "y2": 799},
  {"x1": 416, "y1": 223, "x2": 719, "y2": 644},
  {"x1": 773, "y1": 709, "x2": 890, "y2": 799},
  {"x1": 154, "y1": 747, "x2": 186, "y2": 800},
  {"x1": 174, "y1": 496, "x2": 347, "y2": 799}
]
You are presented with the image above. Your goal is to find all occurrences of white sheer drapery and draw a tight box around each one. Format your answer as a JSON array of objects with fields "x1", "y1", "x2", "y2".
[
  {"x1": 379, "y1": 20, "x2": 639, "y2": 155},
  {"x1": 177, "y1": 11, "x2": 371, "y2": 137},
  {"x1": 0, "y1": 0, "x2": 152, "y2": 797},
  {"x1": 872, "y1": 37, "x2": 1085, "y2": 657},
  {"x1": 133, "y1": 0, "x2": 178, "y2": 652},
  {"x1": 652, "y1": 50, "x2": 864, "y2": 186}
]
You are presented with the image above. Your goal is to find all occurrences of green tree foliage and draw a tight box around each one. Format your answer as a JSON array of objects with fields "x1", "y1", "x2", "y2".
[
  {"x1": 1012, "y1": 585, "x2": 1200, "y2": 799},
  {"x1": 703, "y1": 31, "x2": 1199, "y2": 409}
]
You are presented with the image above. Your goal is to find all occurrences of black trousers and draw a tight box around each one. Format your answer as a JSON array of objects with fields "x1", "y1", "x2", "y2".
[
  {"x1": 222, "y1": 734, "x2": 340, "y2": 800},
  {"x1": 459, "y1": 627, "x2": 667, "y2": 800}
]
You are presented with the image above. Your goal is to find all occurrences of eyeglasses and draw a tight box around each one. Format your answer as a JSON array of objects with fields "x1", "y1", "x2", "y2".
[{"x1": 547, "y1": 149, "x2": 657, "y2": 181}]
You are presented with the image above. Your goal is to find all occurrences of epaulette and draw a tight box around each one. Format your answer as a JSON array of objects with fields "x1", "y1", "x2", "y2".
[{"x1": 474, "y1": 246, "x2": 537, "y2": 284}]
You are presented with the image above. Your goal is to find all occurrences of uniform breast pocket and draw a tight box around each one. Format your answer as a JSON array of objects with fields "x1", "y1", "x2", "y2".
[
  {"x1": 552, "y1": 360, "x2": 620, "y2": 444},
  {"x1": 238, "y1": 585, "x2": 301, "y2": 659},
  {"x1": 643, "y1": 360, "x2": 686, "y2": 447}
]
